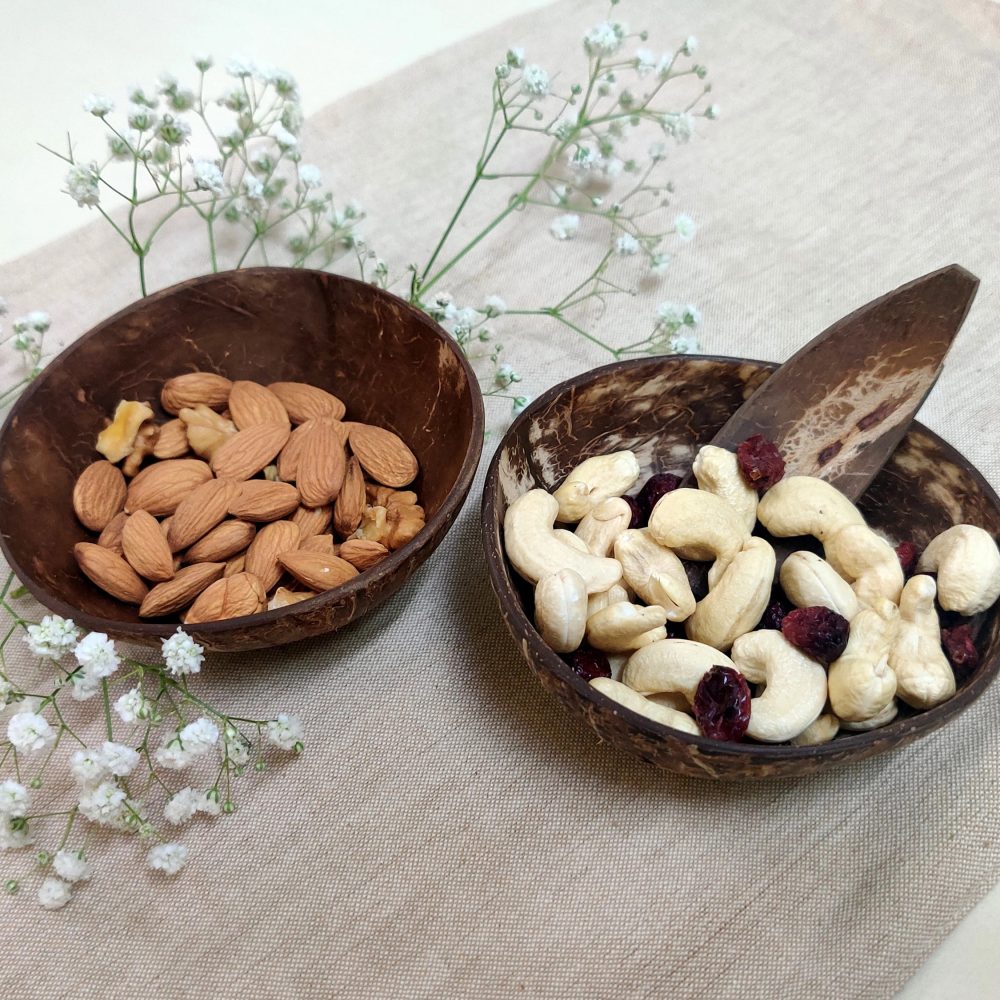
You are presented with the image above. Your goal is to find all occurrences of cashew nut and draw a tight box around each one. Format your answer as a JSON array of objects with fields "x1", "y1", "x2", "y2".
[
  {"x1": 647, "y1": 690, "x2": 691, "y2": 713},
  {"x1": 729, "y1": 630, "x2": 828, "y2": 743},
  {"x1": 685, "y1": 537, "x2": 776, "y2": 652},
  {"x1": 613, "y1": 529, "x2": 696, "y2": 622},
  {"x1": 504, "y1": 490, "x2": 623, "y2": 594},
  {"x1": 622, "y1": 638, "x2": 737, "y2": 702},
  {"x1": 890, "y1": 575, "x2": 956, "y2": 709},
  {"x1": 916, "y1": 524, "x2": 1000, "y2": 616},
  {"x1": 586, "y1": 582, "x2": 631, "y2": 620},
  {"x1": 586, "y1": 602, "x2": 667, "y2": 653},
  {"x1": 779, "y1": 550, "x2": 860, "y2": 621},
  {"x1": 552, "y1": 451, "x2": 640, "y2": 523},
  {"x1": 756, "y1": 476, "x2": 865, "y2": 541},
  {"x1": 839, "y1": 700, "x2": 899, "y2": 731},
  {"x1": 790, "y1": 713, "x2": 840, "y2": 746},
  {"x1": 534, "y1": 569, "x2": 588, "y2": 653},
  {"x1": 575, "y1": 497, "x2": 633, "y2": 557},
  {"x1": 824, "y1": 524, "x2": 904, "y2": 606},
  {"x1": 554, "y1": 529, "x2": 588, "y2": 552},
  {"x1": 589, "y1": 677, "x2": 700, "y2": 735},
  {"x1": 826, "y1": 602, "x2": 898, "y2": 722},
  {"x1": 692, "y1": 445, "x2": 758, "y2": 531}
]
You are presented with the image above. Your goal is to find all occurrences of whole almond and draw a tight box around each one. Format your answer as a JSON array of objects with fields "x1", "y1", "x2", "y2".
[
  {"x1": 338, "y1": 538, "x2": 390, "y2": 571},
  {"x1": 74, "y1": 542, "x2": 149, "y2": 605},
  {"x1": 267, "y1": 382, "x2": 346, "y2": 423},
  {"x1": 228, "y1": 481, "x2": 300, "y2": 522},
  {"x1": 125, "y1": 459, "x2": 213, "y2": 516},
  {"x1": 278, "y1": 551, "x2": 359, "y2": 592},
  {"x1": 73, "y1": 460, "x2": 127, "y2": 531},
  {"x1": 348, "y1": 424, "x2": 418, "y2": 488},
  {"x1": 185, "y1": 519, "x2": 256, "y2": 563},
  {"x1": 121, "y1": 510, "x2": 175, "y2": 581},
  {"x1": 211, "y1": 424, "x2": 290, "y2": 481},
  {"x1": 290, "y1": 504, "x2": 332, "y2": 538},
  {"x1": 152, "y1": 419, "x2": 190, "y2": 459},
  {"x1": 267, "y1": 586, "x2": 317, "y2": 610},
  {"x1": 161, "y1": 372, "x2": 232, "y2": 414},
  {"x1": 224, "y1": 553, "x2": 246, "y2": 577},
  {"x1": 245, "y1": 520, "x2": 301, "y2": 592},
  {"x1": 297, "y1": 421, "x2": 346, "y2": 507},
  {"x1": 183, "y1": 572, "x2": 267, "y2": 624},
  {"x1": 167, "y1": 478, "x2": 239, "y2": 552},
  {"x1": 139, "y1": 562, "x2": 225, "y2": 617},
  {"x1": 228, "y1": 381, "x2": 291, "y2": 431},
  {"x1": 333, "y1": 456, "x2": 366, "y2": 537},
  {"x1": 160, "y1": 516, "x2": 173, "y2": 539},
  {"x1": 277, "y1": 420, "x2": 318, "y2": 482},
  {"x1": 300, "y1": 534, "x2": 335, "y2": 555},
  {"x1": 97, "y1": 511, "x2": 128, "y2": 556}
]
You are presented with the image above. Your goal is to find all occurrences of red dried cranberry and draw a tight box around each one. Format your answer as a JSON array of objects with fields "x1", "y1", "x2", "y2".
[
  {"x1": 737, "y1": 434, "x2": 786, "y2": 491},
  {"x1": 566, "y1": 649, "x2": 612, "y2": 681},
  {"x1": 637, "y1": 472, "x2": 682, "y2": 517},
  {"x1": 941, "y1": 625, "x2": 980, "y2": 676},
  {"x1": 693, "y1": 666, "x2": 752, "y2": 741},
  {"x1": 760, "y1": 594, "x2": 792, "y2": 631},
  {"x1": 781, "y1": 606, "x2": 850, "y2": 664},
  {"x1": 621, "y1": 494, "x2": 644, "y2": 529},
  {"x1": 895, "y1": 540, "x2": 920, "y2": 577},
  {"x1": 681, "y1": 559, "x2": 710, "y2": 601}
]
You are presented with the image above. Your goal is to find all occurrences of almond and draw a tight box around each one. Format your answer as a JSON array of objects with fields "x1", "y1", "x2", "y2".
[
  {"x1": 152, "y1": 419, "x2": 190, "y2": 459},
  {"x1": 161, "y1": 372, "x2": 232, "y2": 414},
  {"x1": 267, "y1": 586, "x2": 317, "y2": 610},
  {"x1": 290, "y1": 504, "x2": 332, "y2": 538},
  {"x1": 297, "y1": 420, "x2": 347, "y2": 507},
  {"x1": 125, "y1": 459, "x2": 213, "y2": 516},
  {"x1": 300, "y1": 534, "x2": 335, "y2": 555},
  {"x1": 347, "y1": 424, "x2": 419, "y2": 488},
  {"x1": 184, "y1": 519, "x2": 256, "y2": 563},
  {"x1": 224, "y1": 554, "x2": 246, "y2": 577},
  {"x1": 97, "y1": 511, "x2": 128, "y2": 556},
  {"x1": 245, "y1": 520, "x2": 301, "y2": 592},
  {"x1": 183, "y1": 572, "x2": 267, "y2": 624},
  {"x1": 333, "y1": 456, "x2": 366, "y2": 537},
  {"x1": 338, "y1": 538, "x2": 389, "y2": 571},
  {"x1": 228, "y1": 481, "x2": 300, "y2": 522},
  {"x1": 267, "y1": 382, "x2": 346, "y2": 423},
  {"x1": 167, "y1": 478, "x2": 239, "y2": 552},
  {"x1": 228, "y1": 380, "x2": 291, "y2": 431},
  {"x1": 278, "y1": 551, "x2": 359, "y2": 592},
  {"x1": 73, "y1": 460, "x2": 127, "y2": 531},
  {"x1": 139, "y1": 562, "x2": 225, "y2": 617},
  {"x1": 121, "y1": 510, "x2": 175, "y2": 581},
  {"x1": 74, "y1": 542, "x2": 149, "y2": 605},
  {"x1": 277, "y1": 420, "x2": 317, "y2": 481},
  {"x1": 160, "y1": 516, "x2": 172, "y2": 539},
  {"x1": 211, "y1": 424, "x2": 290, "y2": 481}
]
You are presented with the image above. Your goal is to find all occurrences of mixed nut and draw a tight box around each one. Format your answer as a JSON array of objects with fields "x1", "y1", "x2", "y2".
[
  {"x1": 504, "y1": 437, "x2": 1000, "y2": 744},
  {"x1": 70, "y1": 373, "x2": 425, "y2": 623}
]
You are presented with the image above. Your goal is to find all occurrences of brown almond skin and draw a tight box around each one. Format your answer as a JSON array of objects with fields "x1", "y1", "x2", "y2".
[
  {"x1": 297, "y1": 421, "x2": 347, "y2": 507},
  {"x1": 277, "y1": 419, "x2": 317, "y2": 482},
  {"x1": 184, "y1": 519, "x2": 256, "y2": 563},
  {"x1": 152, "y1": 419, "x2": 190, "y2": 459},
  {"x1": 267, "y1": 382, "x2": 346, "y2": 423},
  {"x1": 121, "y1": 510, "x2": 175, "y2": 581},
  {"x1": 278, "y1": 551, "x2": 359, "y2": 592},
  {"x1": 224, "y1": 554, "x2": 246, "y2": 577},
  {"x1": 348, "y1": 424, "x2": 418, "y2": 488},
  {"x1": 73, "y1": 460, "x2": 127, "y2": 531},
  {"x1": 245, "y1": 520, "x2": 301, "y2": 592},
  {"x1": 125, "y1": 459, "x2": 213, "y2": 516},
  {"x1": 74, "y1": 542, "x2": 148, "y2": 605},
  {"x1": 161, "y1": 372, "x2": 232, "y2": 414},
  {"x1": 290, "y1": 504, "x2": 332, "y2": 538},
  {"x1": 97, "y1": 511, "x2": 128, "y2": 556},
  {"x1": 183, "y1": 572, "x2": 267, "y2": 624},
  {"x1": 167, "y1": 478, "x2": 239, "y2": 552},
  {"x1": 338, "y1": 538, "x2": 390, "y2": 571},
  {"x1": 299, "y1": 534, "x2": 335, "y2": 555},
  {"x1": 139, "y1": 562, "x2": 225, "y2": 617},
  {"x1": 228, "y1": 481, "x2": 300, "y2": 522},
  {"x1": 211, "y1": 424, "x2": 290, "y2": 481},
  {"x1": 333, "y1": 456, "x2": 366, "y2": 537},
  {"x1": 228, "y1": 381, "x2": 291, "y2": 431}
]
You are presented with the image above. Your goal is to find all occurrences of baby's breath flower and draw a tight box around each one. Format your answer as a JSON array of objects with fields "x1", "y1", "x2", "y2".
[
  {"x1": 226, "y1": 56, "x2": 256, "y2": 78},
  {"x1": 649, "y1": 141, "x2": 667, "y2": 162},
  {"x1": 100, "y1": 742, "x2": 140, "y2": 777},
  {"x1": 0, "y1": 781, "x2": 30, "y2": 819},
  {"x1": 160, "y1": 628, "x2": 204, "y2": 677},
  {"x1": 7, "y1": 712, "x2": 55, "y2": 754},
  {"x1": 78, "y1": 781, "x2": 126, "y2": 825},
  {"x1": 107, "y1": 133, "x2": 133, "y2": 161},
  {"x1": 616, "y1": 233, "x2": 639, "y2": 255},
  {"x1": 0, "y1": 818, "x2": 34, "y2": 851},
  {"x1": 705, "y1": 103, "x2": 720, "y2": 120},
  {"x1": 114, "y1": 687, "x2": 150, "y2": 723},
  {"x1": 147, "y1": 842, "x2": 188, "y2": 875},
  {"x1": 506, "y1": 47, "x2": 526, "y2": 68},
  {"x1": 634, "y1": 48, "x2": 657, "y2": 76},
  {"x1": 0, "y1": 676, "x2": 13, "y2": 709},
  {"x1": 193, "y1": 52, "x2": 214, "y2": 72},
  {"x1": 266, "y1": 713, "x2": 304, "y2": 752},
  {"x1": 550, "y1": 214, "x2": 580, "y2": 240},
  {"x1": 669, "y1": 333, "x2": 700, "y2": 354},
  {"x1": 484, "y1": 295, "x2": 507, "y2": 316},
  {"x1": 298, "y1": 164, "x2": 322, "y2": 189},
  {"x1": 168, "y1": 88, "x2": 196, "y2": 112},
  {"x1": 82, "y1": 94, "x2": 114, "y2": 117},
  {"x1": 265, "y1": 67, "x2": 299, "y2": 100},
  {"x1": 70, "y1": 670, "x2": 102, "y2": 701},
  {"x1": 74, "y1": 632, "x2": 119, "y2": 679},
  {"x1": 683, "y1": 304, "x2": 702, "y2": 326},
  {"x1": 494, "y1": 363, "x2": 520, "y2": 388},
  {"x1": 164, "y1": 787, "x2": 221, "y2": 826},
  {"x1": 53, "y1": 850, "x2": 93, "y2": 883},
  {"x1": 65, "y1": 163, "x2": 100, "y2": 208},
  {"x1": 271, "y1": 124, "x2": 298, "y2": 151},
  {"x1": 127, "y1": 104, "x2": 158, "y2": 131},
  {"x1": 180, "y1": 718, "x2": 220, "y2": 750},
  {"x1": 663, "y1": 112, "x2": 695, "y2": 143},
  {"x1": 583, "y1": 21, "x2": 626, "y2": 57},
  {"x1": 221, "y1": 87, "x2": 250, "y2": 113},
  {"x1": 37, "y1": 877, "x2": 72, "y2": 910},
  {"x1": 674, "y1": 213, "x2": 697, "y2": 241},
  {"x1": 552, "y1": 112, "x2": 579, "y2": 141},
  {"x1": 154, "y1": 745, "x2": 192, "y2": 770},
  {"x1": 191, "y1": 159, "x2": 225, "y2": 196},
  {"x1": 656, "y1": 301, "x2": 686, "y2": 329},
  {"x1": 280, "y1": 102, "x2": 304, "y2": 135},
  {"x1": 520, "y1": 65, "x2": 550, "y2": 97},
  {"x1": 650, "y1": 253, "x2": 671, "y2": 275},
  {"x1": 549, "y1": 183, "x2": 570, "y2": 206},
  {"x1": 128, "y1": 84, "x2": 158, "y2": 108},
  {"x1": 682, "y1": 35, "x2": 698, "y2": 56},
  {"x1": 24, "y1": 615, "x2": 79, "y2": 659},
  {"x1": 512, "y1": 395, "x2": 531, "y2": 416},
  {"x1": 224, "y1": 728, "x2": 251, "y2": 766},
  {"x1": 156, "y1": 114, "x2": 191, "y2": 146},
  {"x1": 69, "y1": 749, "x2": 106, "y2": 785}
]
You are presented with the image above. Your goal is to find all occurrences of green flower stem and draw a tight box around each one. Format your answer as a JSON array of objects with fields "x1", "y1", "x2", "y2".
[
  {"x1": 55, "y1": 808, "x2": 78, "y2": 852},
  {"x1": 101, "y1": 679, "x2": 113, "y2": 741}
]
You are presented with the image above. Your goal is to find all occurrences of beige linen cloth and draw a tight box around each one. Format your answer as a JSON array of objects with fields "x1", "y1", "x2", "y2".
[{"x1": 2, "y1": 0, "x2": 1000, "y2": 996}]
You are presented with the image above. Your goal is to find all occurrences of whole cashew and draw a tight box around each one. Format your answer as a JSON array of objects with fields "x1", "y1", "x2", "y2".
[
  {"x1": 554, "y1": 529, "x2": 589, "y2": 552},
  {"x1": 647, "y1": 690, "x2": 691, "y2": 713},
  {"x1": 586, "y1": 602, "x2": 668, "y2": 653},
  {"x1": 826, "y1": 601, "x2": 898, "y2": 722},
  {"x1": 890, "y1": 575, "x2": 956, "y2": 709},
  {"x1": 729, "y1": 630, "x2": 828, "y2": 743},
  {"x1": 552, "y1": 451, "x2": 641, "y2": 523},
  {"x1": 824, "y1": 524, "x2": 904, "y2": 606},
  {"x1": 692, "y1": 445, "x2": 758, "y2": 531},
  {"x1": 614, "y1": 529, "x2": 696, "y2": 622},
  {"x1": 533, "y1": 569, "x2": 588, "y2": 653},
  {"x1": 504, "y1": 490, "x2": 623, "y2": 594},
  {"x1": 779, "y1": 550, "x2": 860, "y2": 621},
  {"x1": 916, "y1": 524, "x2": 1000, "y2": 616},
  {"x1": 790, "y1": 713, "x2": 840, "y2": 746},
  {"x1": 575, "y1": 497, "x2": 633, "y2": 557},
  {"x1": 586, "y1": 582, "x2": 631, "y2": 620},
  {"x1": 685, "y1": 537, "x2": 776, "y2": 652},
  {"x1": 622, "y1": 638, "x2": 738, "y2": 702},
  {"x1": 839, "y1": 700, "x2": 899, "y2": 731},
  {"x1": 757, "y1": 476, "x2": 865, "y2": 541},
  {"x1": 589, "y1": 677, "x2": 700, "y2": 735}
]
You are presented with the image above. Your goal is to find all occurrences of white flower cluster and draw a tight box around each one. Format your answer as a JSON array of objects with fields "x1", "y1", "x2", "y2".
[
  {"x1": 71, "y1": 631, "x2": 121, "y2": 701},
  {"x1": 164, "y1": 787, "x2": 220, "y2": 826},
  {"x1": 155, "y1": 717, "x2": 219, "y2": 770},
  {"x1": 583, "y1": 21, "x2": 627, "y2": 57},
  {"x1": 160, "y1": 628, "x2": 204, "y2": 677},
  {"x1": 24, "y1": 614, "x2": 79, "y2": 659}
]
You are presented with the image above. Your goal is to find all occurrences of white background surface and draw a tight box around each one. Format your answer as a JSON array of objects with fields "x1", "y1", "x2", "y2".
[{"x1": 2, "y1": 2, "x2": 996, "y2": 995}]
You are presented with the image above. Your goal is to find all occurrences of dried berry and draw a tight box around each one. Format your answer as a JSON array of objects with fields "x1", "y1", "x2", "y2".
[
  {"x1": 781, "y1": 606, "x2": 850, "y2": 664},
  {"x1": 693, "y1": 666, "x2": 752, "y2": 741},
  {"x1": 761, "y1": 592, "x2": 793, "y2": 631},
  {"x1": 895, "y1": 540, "x2": 920, "y2": 577},
  {"x1": 637, "y1": 472, "x2": 682, "y2": 517},
  {"x1": 565, "y1": 649, "x2": 612, "y2": 681},
  {"x1": 737, "y1": 434, "x2": 786, "y2": 491},
  {"x1": 941, "y1": 625, "x2": 979, "y2": 676},
  {"x1": 621, "y1": 494, "x2": 644, "y2": 529},
  {"x1": 681, "y1": 559, "x2": 710, "y2": 601}
]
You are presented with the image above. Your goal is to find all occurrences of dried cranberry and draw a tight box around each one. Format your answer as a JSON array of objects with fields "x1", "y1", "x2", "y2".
[
  {"x1": 737, "y1": 434, "x2": 786, "y2": 491},
  {"x1": 895, "y1": 540, "x2": 920, "y2": 577},
  {"x1": 565, "y1": 649, "x2": 612, "y2": 681},
  {"x1": 693, "y1": 666, "x2": 752, "y2": 741},
  {"x1": 681, "y1": 559, "x2": 710, "y2": 601},
  {"x1": 781, "y1": 606, "x2": 850, "y2": 664},
  {"x1": 761, "y1": 593, "x2": 793, "y2": 631},
  {"x1": 621, "y1": 494, "x2": 644, "y2": 529},
  {"x1": 941, "y1": 625, "x2": 980, "y2": 676},
  {"x1": 637, "y1": 472, "x2": 682, "y2": 517}
]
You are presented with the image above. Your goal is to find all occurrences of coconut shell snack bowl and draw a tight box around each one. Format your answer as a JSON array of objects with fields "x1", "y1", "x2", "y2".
[
  {"x1": 0, "y1": 268, "x2": 484, "y2": 652},
  {"x1": 481, "y1": 356, "x2": 1000, "y2": 779}
]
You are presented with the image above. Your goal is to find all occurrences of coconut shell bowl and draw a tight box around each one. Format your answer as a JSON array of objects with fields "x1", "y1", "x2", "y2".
[
  {"x1": 481, "y1": 356, "x2": 1000, "y2": 779},
  {"x1": 0, "y1": 268, "x2": 484, "y2": 652}
]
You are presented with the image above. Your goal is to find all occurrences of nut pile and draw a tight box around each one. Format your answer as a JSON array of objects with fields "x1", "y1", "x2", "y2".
[
  {"x1": 503, "y1": 437, "x2": 1000, "y2": 744},
  {"x1": 70, "y1": 373, "x2": 425, "y2": 623}
]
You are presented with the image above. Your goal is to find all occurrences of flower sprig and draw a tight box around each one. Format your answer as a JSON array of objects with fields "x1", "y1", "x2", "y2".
[{"x1": 0, "y1": 299, "x2": 52, "y2": 411}]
